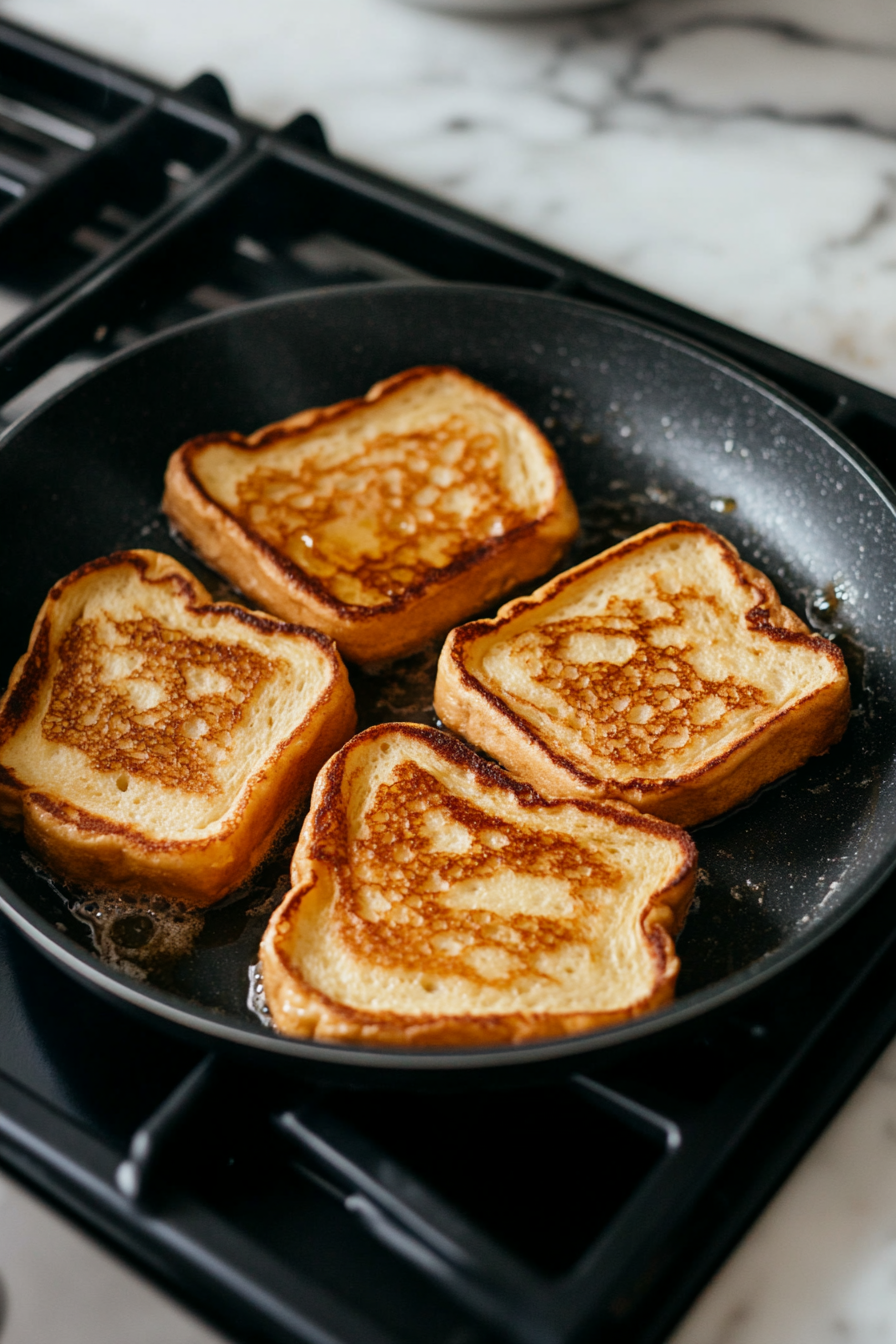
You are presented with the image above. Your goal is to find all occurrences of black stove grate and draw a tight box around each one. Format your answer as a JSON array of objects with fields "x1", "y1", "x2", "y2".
[
  {"x1": 0, "y1": 20, "x2": 249, "y2": 353},
  {"x1": 5, "y1": 872, "x2": 896, "y2": 1344},
  {"x1": 1, "y1": 19, "x2": 896, "y2": 1344}
]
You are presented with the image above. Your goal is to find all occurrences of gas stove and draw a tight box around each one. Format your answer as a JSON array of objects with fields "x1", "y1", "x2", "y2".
[{"x1": 1, "y1": 18, "x2": 896, "y2": 1344}]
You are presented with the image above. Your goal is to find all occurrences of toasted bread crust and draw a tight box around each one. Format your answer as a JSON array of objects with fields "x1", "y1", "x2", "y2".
[
  {"x1": 163, "y1": 366, "x2": 579, "y2": 663},
  {"x1": 0, "y1": 551, "x2": 357, "y2": 904},
  {"x1": 434, "y1": 521, "x2": 851, "y2": 827},
  {"x1": 259, "y1": 723, "x2": 697, "y2": 1045}
]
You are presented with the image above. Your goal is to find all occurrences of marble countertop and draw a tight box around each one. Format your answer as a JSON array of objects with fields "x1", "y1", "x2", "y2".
[
  {"x1": 5, "y1": 0, "x2": 896, "y2": 397},
  {"x1": 3, "y1": 1, "x2": 896, "y2": 1340}
]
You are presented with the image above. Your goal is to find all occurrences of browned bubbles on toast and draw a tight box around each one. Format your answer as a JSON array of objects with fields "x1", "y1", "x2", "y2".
[
  {"x1": 232, "y1": 415, "x2": 529, "y2": 606},
  {"x1": 260, "y1": 724, "x2": 698, "y2": 1044},
  {"x1": 43, "y1": 612, "x2": 277, "y2": 795},
  {"x1": 164, "y1": 367, "x2": 580, "y2": 662},
  {"x1": 509, "y1": 584, "x2": 767, "y2": 767},
  {"x1": 435, "y1": 521, "x2": 852, "y2": 826},
  {"x1": 0, "y1": 550, "x2": 357, "y2": 908},
  {"x1": 342, "y1": 760, "x2": 620, "y2": 989}
]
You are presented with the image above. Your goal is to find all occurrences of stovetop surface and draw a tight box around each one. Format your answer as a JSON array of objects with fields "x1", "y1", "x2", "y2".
[
  {"x1": 1, "y1": 17, "x2": 896, "y2": 1344},
  {"x1": 3, "y1": 852, "x2": 896, "y2": 1344}
]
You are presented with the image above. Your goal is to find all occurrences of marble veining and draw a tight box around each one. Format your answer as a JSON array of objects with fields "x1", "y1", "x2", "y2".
[
  {"x1": 6, "y1": 0, "x2": 896, "y2": 392},
  {"x1": 4, "y1": 2, "x2": 896, "y2": 1340}
]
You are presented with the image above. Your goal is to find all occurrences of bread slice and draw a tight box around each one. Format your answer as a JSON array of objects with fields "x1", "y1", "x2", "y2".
[
  {"x1": 259, "y1": 723, "x2": 696, "y2": 1045},
  {"x1": 163, "y1": 366, "x2": 579, "y2": 663},
  {"x1": 0, "y1": 550, "x2": 356, "y2": 905},
  {"x1": 434, "y1": 521, "x2": 850, "y2": 827}
]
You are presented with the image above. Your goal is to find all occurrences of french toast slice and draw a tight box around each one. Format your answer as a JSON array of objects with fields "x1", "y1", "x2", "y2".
[
  {"x1": 163, "y1": 366, "x2": 578, "y2": 663},
  {"x1": 259, "y1": 723, "x2": 697, "y2": 1045},
  {"x1": 434, "y1": 521, "x2": 850, "y2": 827},
  {"x1": 0, "y1": 551, "x2": 356, "y2": 905}
]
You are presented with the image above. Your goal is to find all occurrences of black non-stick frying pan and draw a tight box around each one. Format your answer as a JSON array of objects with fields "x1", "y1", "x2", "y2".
[{"x1": 0, "y1": 283, "x2": 894, "y2": 1083}]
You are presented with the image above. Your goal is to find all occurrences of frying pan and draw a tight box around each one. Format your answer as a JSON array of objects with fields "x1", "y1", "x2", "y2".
[{"x1": 0, "y1": 283, "x2": 894, "y2": 1085}]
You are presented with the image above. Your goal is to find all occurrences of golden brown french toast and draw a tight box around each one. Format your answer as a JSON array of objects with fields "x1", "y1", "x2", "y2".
[
  {"x1": 259, "y1": 723, "x2": 697, "y2": 1045},
  {"x1": 434, "y1": 521, "x2": 850, "y2": 827},
  {"x1": 163, "y1": 366, "x2": 579, "y2": 663},
  {"x1": 0, "y1": 551, "x2": 356, "y2": 905}
]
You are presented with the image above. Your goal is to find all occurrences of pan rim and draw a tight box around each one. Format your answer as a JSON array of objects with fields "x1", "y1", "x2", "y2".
[{"x1": 1, "y1": 278, "x2": 894, "y2": 1072}]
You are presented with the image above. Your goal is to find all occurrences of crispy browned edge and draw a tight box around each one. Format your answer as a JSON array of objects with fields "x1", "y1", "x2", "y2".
[
  {"x1": 259, "y1": 722, "x2": 698, "y2": 1046},
  {"x1": 433, "y1": 520, "x2": 852, "y2": 828},
  {"x1": 0, "y1": 550, "x2": 357, "y2": 906},
  {"x1": 162, "y1": 366, "x2": 580, "y2": 663}
]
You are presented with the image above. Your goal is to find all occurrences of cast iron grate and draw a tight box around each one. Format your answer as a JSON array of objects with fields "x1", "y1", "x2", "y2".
[
  {"x1": 9, "y1": 866, "x2": 887, "y2": 1344},
  {"x1": 305, "y1": 1084, "x2": 665, "y2": 1278},
  {"x1": 0, "y1": 20, "x2": 248, "y2": 347}
]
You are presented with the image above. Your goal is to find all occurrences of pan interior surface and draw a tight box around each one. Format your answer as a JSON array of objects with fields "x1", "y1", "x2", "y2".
[{"x1": 0, "y1": 284, "x2": 893, "y2": 1072}]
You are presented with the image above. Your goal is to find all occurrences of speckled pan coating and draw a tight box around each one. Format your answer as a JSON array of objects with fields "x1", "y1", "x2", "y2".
[{"x1": 0, "y1": 284, "x2": 893, "y2": 1080}]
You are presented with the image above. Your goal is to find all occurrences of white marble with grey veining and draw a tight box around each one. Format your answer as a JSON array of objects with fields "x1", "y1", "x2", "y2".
[
  {"x1": 3, "y1": 2, "x2": 896, "y2": 1341},
  {"x1": 5, "y1": 0, "x2": 896, "y2": 394}
]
